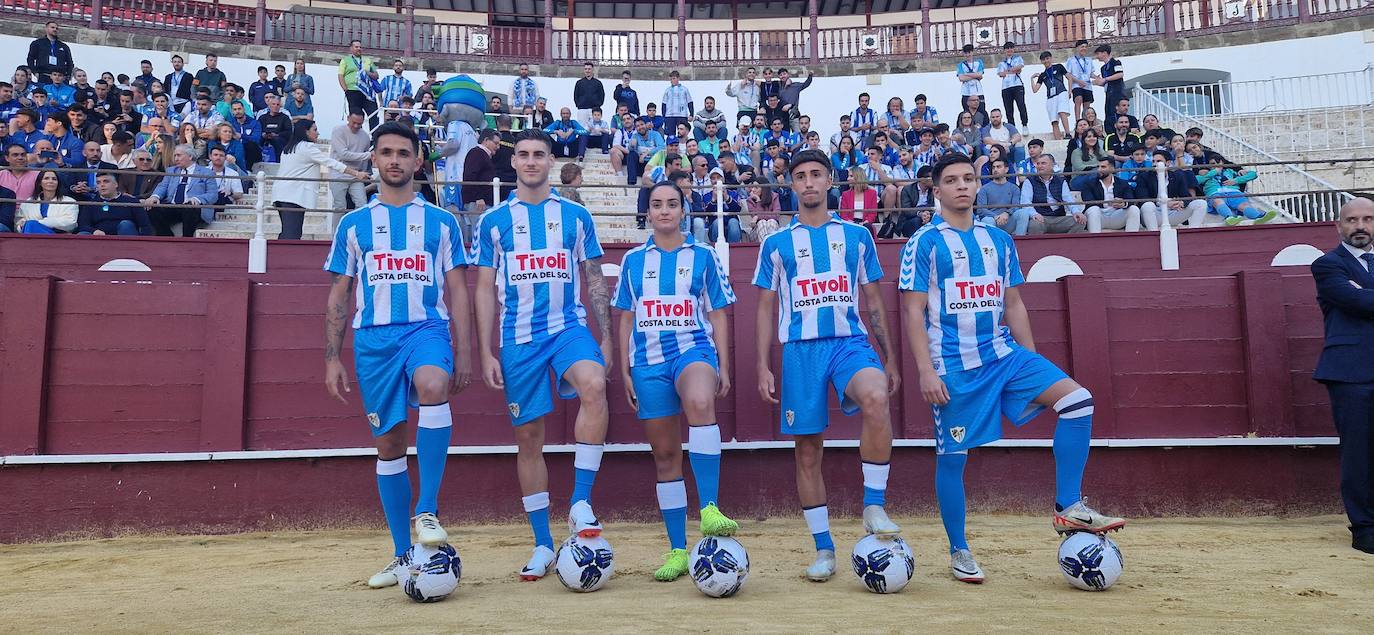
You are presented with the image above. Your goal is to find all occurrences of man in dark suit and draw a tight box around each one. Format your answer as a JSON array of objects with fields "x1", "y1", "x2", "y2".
[{"x1": 1312, "y1": 197, "x2": 1374, "y2": 554}]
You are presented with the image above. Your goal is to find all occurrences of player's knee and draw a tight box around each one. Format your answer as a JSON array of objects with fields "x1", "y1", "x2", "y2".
[
  {"x1": 854, "y1": 384, "x2": 888, "y2": 413},
  {"x1": 375, "y1": 431, "x2": 407, "y2": 460},
  {"x1": 412, "y1": 374, "x2": 448, "y2": 404},
  {"x1": 794, "y1": 441, "x2": 823, "y2": 471},
  {"x1": 577, "y1": 372, "x2": 607, "y2": 402},
  {"x1": 680, "y1": 392, "x2": 714, "y2": 420}
]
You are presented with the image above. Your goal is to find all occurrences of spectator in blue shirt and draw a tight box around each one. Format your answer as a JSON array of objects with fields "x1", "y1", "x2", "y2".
[
  {"x1": 284, "y1": 87, "x2": 314, "y2": 122},
  {"x1": 43, "y1": 111, "x2": 84, "y2": 166},
  {"x1": 544, "y1": 107, "x2": 588, "y2": 160},
  {"x1": 227, "y1": 101, "x2": 263, "y2": 167},
  {"x1": 29, "y1": 88, "x2": 59, "y2": 123},
  {"x1": 613, "y1": 70, "x2": 639, "y2": 115},
  {"x1": 40, "y1": 70, "x2": 75, "y2": 108},
  {"x1": 247, "y1": 66, "x2": 278, "y2": 113}
]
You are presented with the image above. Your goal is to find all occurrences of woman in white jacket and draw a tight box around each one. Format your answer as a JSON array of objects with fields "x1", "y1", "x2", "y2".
[
  {"x1": 15, "y1": 170, "x2": 79, "y2": 233},
  {"x1": 273, "y1": 119, "x2": 369, "y2": 240}
]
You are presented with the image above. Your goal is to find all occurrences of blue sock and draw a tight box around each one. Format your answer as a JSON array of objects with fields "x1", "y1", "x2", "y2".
[
  {"x1": 657, "y1": 479, "x2": 689, "y2": 550},
  {"x1": 375, "y1": 457, "x2": 413, "y2": 557},
  {"x1": 861, "y1": 461, "x2": 889, "y2": 507},
  {"x1": 935, "y1": 452, "x2": 969, "y2": 553},
  {"x1": 803, "y1": 505, "x2": 835, "y2": 551},
  {"x1": 414, "y1": 403, "x2": 452, "y2": 516},
  {"x1": 571, "y1": 443, "x2": 603, "y2": 506},
  {"x1": 1053, "y1": 389, "x2": 1095, "y2": 511},
  {"x1": 688, "y1": 424, "x2": 722, "y2": 507},
  {"x1": 522, "y1": 492, "x2": 555, "y2": 550}
]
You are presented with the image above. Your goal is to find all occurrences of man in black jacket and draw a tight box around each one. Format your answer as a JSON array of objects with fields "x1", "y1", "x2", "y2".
[
  {"x1": 573, "y1": 62, "x2": 604, "y2": 127},
  {"x1": 1080, "y1": 157, "x2": 1140, "y2": 232},
  {"x1": 26, "y1": 22, "x2": 74, "y2": 85},
  {"x1": 1311, "y1": 197, "x2": 1374, "y2": 554},
  {"x1": 78, "y1": 172, "x2": 152, "y2": 236},
  {"x1": 1137, "y1": 149, "x2": 1209, "y2": 229}
]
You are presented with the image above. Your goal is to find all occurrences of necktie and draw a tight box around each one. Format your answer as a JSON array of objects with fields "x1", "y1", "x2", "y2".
[
  {"x1": 1361, "y1": 252, "x2": 1374, "y2": 273},
  {"x1": 39, "y1": 202, "x2": 49, "y2": 218},
  {"x1": 87, "y1": 167, "x2": 96, "y2": 189},
  {"x1": 174, "y1": 171, "x2": 188, "y2": 204}
]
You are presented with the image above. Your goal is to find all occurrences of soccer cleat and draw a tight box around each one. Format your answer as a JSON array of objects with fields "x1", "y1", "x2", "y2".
[
  {"x1": 413, "y1": 512, "x2": 448, "y2": 546},
  {"x1": 1253, "y1": 210, "x2": 1278, "y2": 225},
  {"x1": 568, "y1": 500, "x2": 603, "y2": 538},
  {"x1": 367, "y1": 556, "x2": 404, "y2": 588},
  {"x1": 950, "y1": 549, "x2": 985, "y2": 584},
  {"x1": 1224, "y1": 215, "x2": 1245, "y2": 226},
  {"x1": 699, "y1": 503, "x2": 740, "y2": 537},
  {"x1": 1053, "y1": 500, "x2": 1127, "y2": 535},
  {"x1": 654, "y1": 548, "x2": 690, "y2": 582},
  {"x1": 806, "y1": 549, "x2": 837, "y2": 581},
  {"x1": 519, "y1": 545, "x2": 556, "y2": 581},
  {"x1": 862, "y1": 505, "x2": 901, "y2": 536}
]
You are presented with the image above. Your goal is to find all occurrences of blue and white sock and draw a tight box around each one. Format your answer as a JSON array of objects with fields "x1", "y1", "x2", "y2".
[
  {"x1": 861, "y1": 461, "x2": 889, "y2": 507},
  {"x1": 414, "y1": 402, "x2": 452, "y2": 516},
  {"x1": 657, "y1": 479, "x2": 688, "y2": 551},
  {"x1": 1052, "y1": 388, "x2": 1095, "y2": 512},
  {"x1": 935, "y1": 452, "x2": 970, "y2": 553},
  {"x1": 522, "y1": 492, "x2": 555, "y2": 551},
  {"x1": 571, "y1": 442, "x2": 603, "y2": 506},
  {"x1": 802, "y1": 504, "x2": 835, "y2": 552},
  {"x1": 688, "y1": 424, "x2": 722, "y2": 507},
  {"x1": 376, "y1": 457, "x2": 413, "y2": 557}
]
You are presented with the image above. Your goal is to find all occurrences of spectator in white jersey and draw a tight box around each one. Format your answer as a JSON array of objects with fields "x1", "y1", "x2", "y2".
[{"x1": 997, "y1": 42, "x2": 1029, "y2": 128}]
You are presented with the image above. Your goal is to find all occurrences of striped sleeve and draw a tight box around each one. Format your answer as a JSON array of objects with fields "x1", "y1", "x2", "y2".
[
  {"x1": 751, "y1": 237, "x2": 778, "y2": 290},
  {"x1": 611, "y1": 251, "x2": 635, "y2": 311},
  {"x1": 470, "y1": 212, "x2": 497, "y2": 267},
  {"x1": 439, "y1": 213, "x2": 467, "y2": 271},
  {"x1": 857, "y1": 228, "x2": 883, "y2": 284},
  {"x1": 323, "y1": 216, "x2": 355, "y2": 276},
  {"x1": 897, "y1": 230, "x2": 931, "y2": 292},
  {"x1": 702, "y1": 246, "x2": 737, "y2": 311},
  {"x1": 576, "y1": 205, "x2": 605, "y2": 261}
]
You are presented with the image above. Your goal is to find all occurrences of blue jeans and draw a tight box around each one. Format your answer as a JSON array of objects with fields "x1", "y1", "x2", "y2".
[
  {"x1": 706, "y1": 216, "x2": 742, "y2": 243},
  {"x1": 692, "y1": 127, "x2": 728, "y2": 142},
  {"x1": 78, "y1": 220, "x2": 140, "y2": 236},
  {"x1": 1008, "y1": 208, "x2": 1036, "y2": 235},
  {"x1": 0, "y1": 222, "x2": 12, "y2": 232}
]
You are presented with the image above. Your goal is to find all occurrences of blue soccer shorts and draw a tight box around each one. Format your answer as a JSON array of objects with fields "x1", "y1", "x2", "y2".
[
  {"x1": 500, "y1": 324, "x2": 605, "y2": 426},
  {"x1": 352, "y1": 320, "x2": 454, "y2": 437},
  {"x1": 932, "y1": 347, "x2": 1069, "y2": 455},
  {"x1": 629, "y1": 346, "x2": 719, "y2": 420},
  {"x1": 779, "y1": 335, "x2": 884, "y2": 436}
]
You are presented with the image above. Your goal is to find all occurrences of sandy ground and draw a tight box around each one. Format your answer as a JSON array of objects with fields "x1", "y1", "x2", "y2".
[{"x1": 0, "y1": 514, "x2": 1370, "y2": 634}]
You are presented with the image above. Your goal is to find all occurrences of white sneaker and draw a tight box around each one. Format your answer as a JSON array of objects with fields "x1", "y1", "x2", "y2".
[
  {"x1": 413, "y1": 512, "x2": 448, "y2": 546},
  {"x1": 862, "y1": 505, "x2": 901, "y2": 535},
  {"x1": 367, "y1": 556, "x2": 404, "y2": 588},
  {"x1": 568, "y1": 500, "x2": 603, "y2": 538},
  {"x1": 1053, "y1": 499, "x2": 1127, "y2": 535},
  {"x1": 519, "y1": 545, "x2": 557, "y2": 581},
  {"x1": 951, "y1": 549, "x2": 985, "y2": 584},
  {"x1": 806, "y1": 549, "x2": 836, "y2": 581}
]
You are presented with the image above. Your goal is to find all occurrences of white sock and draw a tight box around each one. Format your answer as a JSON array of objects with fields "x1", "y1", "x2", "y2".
[
  {"x1": 417, "y1": 402, "x2": 452, "y2": 429},
  {"x1": 574, "y1": 443, "x2": 604, "y2": 471},
  {"x1": 803, "y1": 505, "x2": 830, "y2": 537},
  {"x1": 376, "y1": 456, "x2": 407, "y2": 475},
  {"x1": 521, "y1": 491, "x2": 550, "y2": 512},
  {"x1": 688, "y1": 424, "x2": 721, "y2": 455},
  {"x1": 656, "y1": 480, "x2": 688, "y2": 510},
  {"x1": 861, "y1": 461, "x2": 889, "y2": 493}
]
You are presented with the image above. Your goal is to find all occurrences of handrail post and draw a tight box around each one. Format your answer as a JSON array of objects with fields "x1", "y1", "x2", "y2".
[
  {"x1": 713, "y1": 180, "x2": 729, "y2": 271},
  {"x1": 1163, "y1": 0, "x2": 1176, "y2": 38},
  {"x1": 676, "y1": 0, "x2": 687, "y2": 66},
  {"x1": 1155, "y1": 163, "x2": 1179, "y2": 271},
  {"x1": 1037, "y1": 0, "x2": 1049, "y2": 46},
  {"x1": 248, "y1": 171, "x2": 268, "y2": 274},
  {"x1": 254, "y1": 0, "x2": 265, "y2": 45},
  {"x1": 491, "y1": 177, "x2": 500, "y2": 211},
  {"x1": 1296, "y1": 0, "x2": 1311, "y2": 22},
  {"x1": 920, "y1": 0, "x2": 931, "y2": 54},
  {"x1": 403, "y1": 0, "x2": 415, "y2": 57},
  {"x1": 90, "y1": 0, "x2": 103, "y2": 30},
  {"x1": 543, "y1": 0, "x2": 554, "y2": 64},
  {"x1": 808, "y1": 0, "x2": 819, "y2": 64}
]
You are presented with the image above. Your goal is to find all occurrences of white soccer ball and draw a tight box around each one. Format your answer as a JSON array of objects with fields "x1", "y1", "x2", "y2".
[
  {"x1": 400, "y1": 543, "x2": 462, "y2": 603},
  {"x1": 555, "y1": 534, "x2": 615, "y2": 592},
  {"x1": 1058, "y1": 532, "x2": 1123, "y2": 591},
  {"x1": 850, "y1": 534, "x2": 916, "y2": 594},
  {"x1": 690, "y1": 536, "x2": 750, "y2": 598}
]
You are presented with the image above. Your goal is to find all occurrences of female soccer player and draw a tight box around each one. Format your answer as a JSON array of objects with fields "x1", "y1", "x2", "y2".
[{"x1": 613, "y1": 181, "x2": 740, "y2": 582}]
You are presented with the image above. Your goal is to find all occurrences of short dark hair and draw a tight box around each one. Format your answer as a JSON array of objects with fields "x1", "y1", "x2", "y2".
[
  {"x1": 111, "y1": 131, "x2": 134, "y2": 144},
  {"x1": 646, "y1": 179, "x2": 686, "y2": 205},
  {"x1": 347, "y1": 109, "x2": 367, "y2": 119},
  {"x1": 1095, "y1": 44, "x2": 1112, "y2": 54},
  {"x1": 788, "y1": 149, "x2": 830, "y2": 176},
  {"x1": 514, "y1": 128, "x2": 554, "y2": 152},
  {"x1": 962, "y1": 44, "x2": 974, "y2": 53},
  {"x1": 859, "y1": 92, "x2": 870, "y2": 100},
  {"x1": 592, "y1": 106, "x2": 602, "y2": 114},
  {"x1": 1039, "y1": 51, "x2": 1053, "y2": 60},
  {"x1": 1003, "y1": 41, "x2": 1016, "y2": 49},
  {"x1": 478, "y1": 127, "x2": 500, "y2": 143},
  {"x1": 46, "y1": 112, "x2": 69, "y2": 130},
  {"x1": 1028, "y1": 138, "x2": 1045, "y2": 148},
  {"x1": 1075, "y1": 39, "x2": 1089, "y2": 47},
  {"x1": 257, "y1": 66, "x2": 267, "y2": 73},
  {"x1": 931, "y1": 152, "x2": 974, "y2": 182},
  {"x1": 371, "y1": 121, "x2": 422, "y2": 154},
  {"x1": 915, "y1": 93, "x2": 928, "y2": 102}
]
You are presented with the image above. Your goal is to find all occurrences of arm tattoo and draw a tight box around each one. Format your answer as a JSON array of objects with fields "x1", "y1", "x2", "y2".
[
  {"x1": 867, "y1": 307, "x2": 894, "y2": 364},
  {"x1": 583, "y1": 259, "x2": 612, "y2": 340},
  {"x1": 324, "y1": 274, "x2": 353, "y2": 361}
]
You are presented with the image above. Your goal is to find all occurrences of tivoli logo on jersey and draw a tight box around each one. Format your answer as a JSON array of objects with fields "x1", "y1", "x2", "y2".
[
  {"x1": 635, "y1": 295, "x2": 698, "y2": 333},
  {"x1": 507, "y1": 248, "x2": 573, "y2": 285},
  {"x1": 365, "y1": 250, "x2": 433, "y2": 285},
  {"x1": 790, "y1": 272, "x2": 854, "y2": 312},
  {"x1": 943, "y1": 275, "x2": 1003, "y2": 314}
]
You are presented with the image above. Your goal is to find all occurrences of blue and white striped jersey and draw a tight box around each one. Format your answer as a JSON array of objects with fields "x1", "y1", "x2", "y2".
[
  {"x1": 752, "y1": 215, "x2": 883, "y2": 344},
  {"x1": 897, "y1": 220, "x2": 1024, "y2": 375},
  {"x1": 470, "y1": 193, "x2": 604, "y2": 345},
  {"x1": 612, "y1": 234, "x2": 736, "y2": 367},
  {"x1": 324, "y1": 196, "x2": 468, "y2": 329}
]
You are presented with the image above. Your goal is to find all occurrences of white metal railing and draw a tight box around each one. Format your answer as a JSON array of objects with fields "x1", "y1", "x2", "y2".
[
  {"x1": 1141, "y1": 66, "x2": 1374, "y2": 117},
  {"x1": 1132, "y1": 86, "x2": 1355, "y2": 223}
]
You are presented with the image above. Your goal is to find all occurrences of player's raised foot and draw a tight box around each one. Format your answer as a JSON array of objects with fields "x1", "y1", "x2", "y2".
[
  {"x1": 1224, "y1": 215, "x2": 1245, "y2": 226},
  {"x1": 699, "y1": 503, "x2": 739, "y2": 537},
  {"x1": 654, "y1": 548, "x2": 690, "y2": 582},
  {"x1": 950, "y1": 549, "x2": 985, "y2": 584},
  {"x1": 862, "y1": 505, "x2": 901, "y2": 536},
  {"x1": 367, "y1": 556, "x2": 404, "y2": 588},
  {"x1": 519, "y1": 545, "x2": 556, "y2": 581},
  {"x1": 805, "y1": 549, "x2": 837, "y2": 582},
  {"x1": 1253, "y1": 210, "x2": 1279, "y2": 225},
  {"x1": 1053, "y1": 500, "x2": 1127, "y2": 535},
  {"x1": 568, "y1": 500, "x2": 603, "y2": 538},
  {"x1": 413, "y1": 512, "x2": 448, "y2": 546}
]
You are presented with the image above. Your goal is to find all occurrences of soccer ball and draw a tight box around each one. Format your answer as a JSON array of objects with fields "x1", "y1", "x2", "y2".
[
  {"x1": 1058, "y1": 532, "x2": 1123, "y2": 591},
  {"x1": 850, "y1": 534, "x2": 916, "y2": 594},
  {"x1": 690, "y1": 536, "x2": 750, "y2": 598},
  {"x1": 555, "y1": 534, "x2": 615, "y2": 592},
  {"x1": 400, "y1": 543, "x2": 462, "y2": 603}
]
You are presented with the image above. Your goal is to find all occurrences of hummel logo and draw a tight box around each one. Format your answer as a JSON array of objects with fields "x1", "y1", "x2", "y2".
[
  {"x1": 375, "y1": 225, "x2": 388, "y2": 234},
  {"x1": 952, "y1": 249, "x2": 966, "y2": 260},
  {"x1": 646, "y1": 271, "x2": 658, "y2": 279},
  {"x1": 797, "y1": 248, "x2": 811, "y2": 258},
  {"x1": 515, "y1": 224, "x2": 528, "y2": 234}
]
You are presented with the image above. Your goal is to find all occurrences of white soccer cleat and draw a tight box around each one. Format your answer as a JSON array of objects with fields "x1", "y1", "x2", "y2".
[
  {"x1": 1053, "y1": 500, "x2": 1127, "y2": 535},
  {"x1": 950, "y1": 549, "x2": 985, "y2": 584},
  {"x1": 519, "y1": 545, "x2": 557, "y2": 581},
  {"x1": 806, "y1": 549, "x2": 837, "y2": 582},
  {"x1": 367, "y1": 556, "x2": 404, "y2": 588},
  {"x1": 413, "y1": 512, "x2": 449, "y2": 546},
  {"x1": 568, "y1": 500, "x2": 603, "y2": 538},
  {"x1": 862, "y1": 505, "x2": 901, "y2": 535}
]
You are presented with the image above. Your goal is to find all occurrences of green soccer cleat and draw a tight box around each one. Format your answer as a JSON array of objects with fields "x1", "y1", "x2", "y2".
[
  {"x1": 1252, "y1": 210, "x2": 1279, "y2": 225},
  {"x1": 699, "y1": 503, "x2": 740, "y2": 537},
  {"x1": 654, "y1": 548, "x2": 690, "y2": 582}
]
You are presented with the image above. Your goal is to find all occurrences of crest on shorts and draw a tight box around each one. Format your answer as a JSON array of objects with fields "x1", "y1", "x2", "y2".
[
  {"x1": 785, "y1": 410, "x2": 795, "y2": 426},
  {"x1": 367, "y1": 412, "x2": 381, "y2": 428},
  {"x1": 949, "y1": 426, "x2": 966, "y2": 443},
  {"x1": 508, "y1": 402, "x2": 521, "y2": 418}
]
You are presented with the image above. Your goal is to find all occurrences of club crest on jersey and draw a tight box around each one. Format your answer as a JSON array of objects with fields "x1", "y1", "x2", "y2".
[
  {"x1": 546, "y1": 221, "x2": 559, "y2": 232},
  {"x1": 982, "y1": 246, "x2": 995, "y2": 257},
  {"x1": 950, "y1": 426, "x2": 966, "y2": 443},
  {"x1": 678, "y1": 266, "x2": 691, "y2": 277},
  {"x1": 367, "y1": 412, "x2": 381, "y2": 428},
  {"x1": 830, "y1": 241, "x2": 844, "y2": 253},
  {"x1": 408, "y1": 224, "x2": 422, "y2": 234},
  {"x1": 508, "y1": 403, "x2": 521, "y2": 417},
  {"x1": 785, "y1": 410, "x2": 796, "y2": 426}
]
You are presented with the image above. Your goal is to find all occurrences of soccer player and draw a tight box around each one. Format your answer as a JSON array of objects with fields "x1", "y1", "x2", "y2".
[
  {"x1": 614, "y1": 181, "x2": 740, "y2": 582},
  {"x1": 322, "y1": 121, "x2": 473, "y2": 589},
  {"x1": 471, "y1": 129, "x2": 614, "y2": 580},
  {"x1": 753, "y1": 148, "x2": 902, "y2": 581},
  {"x1": 897, "y1": 153, "x2": 1126, "y2": 585}
]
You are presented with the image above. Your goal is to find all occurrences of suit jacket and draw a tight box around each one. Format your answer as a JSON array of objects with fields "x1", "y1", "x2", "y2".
[
  {"x1": 1311, "y1": 246, "x2": 1374, "y2": 384},
  {"x1": 164, "y1": 70, "x2": 195, "y2": 103},
  {"x1": 152, "y1": 165, "x2": 216, "y2": 221},
  {"x1": 1079, "y1": 175, "x2": 1135, "y2": 206},
  {"x1": 67, "y1": 160, "x2": 119, "y2": 200}
]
